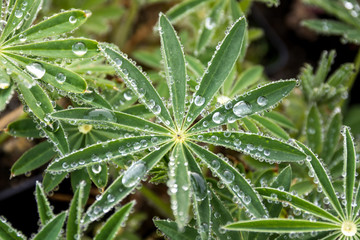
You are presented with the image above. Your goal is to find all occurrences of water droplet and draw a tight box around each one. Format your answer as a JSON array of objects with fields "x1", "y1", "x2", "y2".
[
  {"x1": 223, "y1": 170, "x2": 234, "y2": 183},
  {"x1": 243, "y1": 195, "x2": 251, "y2": 205},
  {"x1": 107, "y1": 194, "x2": 115, "y2": 203},
  {"x1": 205, "y1": 17, "x2": 216, "y2": 30},
  {"x1": 233, "y1": 101, "x2": 252, "y2": 117},
  {"x1": 264, "y1": 150, "x2": 270, "y2": 157},
  {"x1": 211, "y1": 160, "x2": 220, "y2": 170},
  {"x1": 190, "y1": 172, "x2": 207, "y2": 201},
  {"x1": 72, "y1": 42, "x2": 87, "y2": 56},
  {"x1": 153, "y1": 105, "x2": 161, "y2": 115},
  {"x1": 124, "y1": 91, "x2": 133, "y2": 101},
  {"x1": 114, "y1": 58, "x2": 122, "y2": 66},
  {"x1": 92, "y1": 164, "x2": 102, "y2": 174},
  {"x1": 26, "y1": 63, "x2": 45, "y2": 79},
  {"x1": 212, "y1": 112, "x2": 224, "y2": 124},
  {"x1": 85, "y1": 109, "x2": 116, "y2": 122},
  {"x1": 133, "y1": 142, "x2": 141, "y2": 150},
  {"x1": 19, "y1": 33, "x2": 26, "y2": 42},
  {"x1": 122, "y1": 162, "x2": 147, "y2": 187},
  {"x1": 256, "y1": 96, "x2": 268, "y2": 107},
  {"x1": 194, "y1": 95, "x2": 205, "y2": 106},
  {"x1": 15, "y1": 10, "x2": 23, "y2": 18},
  {"x1": 55, "y1": 72, "x2": 66, "y2": 84},
  {"x1": 69, "y1": 15, "x2": 77, "y2": 24}
]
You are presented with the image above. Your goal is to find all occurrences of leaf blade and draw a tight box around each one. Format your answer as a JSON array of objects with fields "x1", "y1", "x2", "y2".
[
  {"x1": 66, "y1": 181, "x2": 85, "y2": 240},
  {"x1": 343, "y1": 126, "x2": 356, "y2": 217},
  {"x1": 33, "y1": 212, "x2": 67, "y2": 240}
]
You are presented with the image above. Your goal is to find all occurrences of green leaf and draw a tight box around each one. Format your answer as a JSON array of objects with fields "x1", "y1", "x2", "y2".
[
  {"x1": 0, "y1": 0, "x2": 33, "y2": 43},
  {"x1": 33, "y1": 212, "x2": 67, "y2": 240},
  {"x1": 296, "y1": 141, "x2": 345, "y2": 220},
  {"x1": 43, "y1": 172, "x2": 67, "y2": 193},
  {"x1": 224, "y1": 219, "x2": 340, "y2": 233},
  {"x1": 4, "y1": 39, "x2": 99, "y2": 59},
  {"x1": 265, "y1": 166, "x2": 292, "y2": 218},
  {"x1": 99, "y1": 43, "x2": 175, "y2": 130},
  {"x1": 36, "y1": 182, "x2": 54, "y2": 225},
  {"x1": 250, "y1": 115, "x2": 290, "y2": 140},
  {"x1": 51, "y1": 108, "x2": 169, "y2": 135},
  {"x1": 11, "y1": 141, "x2": 56, "y2": 177},
  {"x1": 94, "y1": 201, "x2": 135, "y2": 240},
  {"x1": 314, "y1": 50, "x2": 336, "y2": 87},
  {"x1": 132, "y1": 49, "x2": 162, "y2": 69},
  {"x1": 353, "y1": 182, "x2": 360, "y2": 220},
  {"x1": 210, "y1": 189, "x2": 241, "y2": 240},
  {"x1": 66, "y1": 181, "x2": 85, "y2": 240},
  {"x1": 19, "y1": 0, "x2": 43, "y2": 32},
  {"x1": 342, "y1": 126, "x2": 356, "y2": 217},
  {"x1": 187, "y1": 141, "x2": 267, "y2": 218},
  {"x1": 5, "y1": 10, "x2": 90, "y2": 45},
  {"x1": 154, "y1": 220, "x2": 199, "y2": 240},
  {"x1": 188, "y1": 80, "x2": 296, "y2": 133},
  {"x1": 0, "y1": 68, "x2": 11, "y2": 90},
  {"x1": 322, "y1": 110, "x2": 342, "y2": 162},
  {"x1": 306, "y1": 104, "x2": 322, "y2": 154},
  {"x1": 82, "y1": 142, "x2": 174, "y2": 225},
  {"x1": 188, "y1": 131, "x2": 306, "y2": 163},
  {"x1": 70, "y1": 169, "x2": 91, "y2": 207},
  {"x1": 185, "y1": 55, "x2": 204, "y2": 77},
  {"x1": 256, "y1": 187, "x2": 341, "y2": 223},
  {"x1": 166, "y1": 0, "x2": 212, "y2": 22},
  {"x1": 87, "y1": 162, "x2": 108, "y2": 189},
  {"x1": 229, "y1": 66, "x2": 263, "y2": 97},
  {"x1": 241, "y1": 117, "x2": 259, "y2": 133},
  {"x1": 263, "y1": 112, "x2": 297, "y2": 131},
  {"x1": 41, "y1": 122, "x2": 70, "y2": 155},
  {"x1": 183, "y1": 17, "x2": 246, "y2": 130},
  {"x1": 7, "y1": 118, "x2": 41, "y2": 138},
  {"x1": 0, "y1": 216, "x2": 25, "y2": 240},
  {"x1": 76, "y1": 90, "x2": 113, "y2": 109},
  {"x1": 327, "y1": 63, "x2": 354, "y2": 87},
  {"x1": 159, "y1": 13, "x2": 186, "y2": 129},
  {"x1": 0, "y1": 84, "x2": 14, "y2": 111},
  {"x1": 5, "y1": 53, "x2": 87, "y2": 93},
  {"x1": 195, "y1": 0, "x2": 225, "y2": 54},
  {"x1": 184, "y1": 147, "x2": 211, "y2": 240},
  {"x1": 168, "y1": 144, "x2": 191, "y2": 230},
  {"x1": 47, "y1": 135, "x2": 172, "y2": 172}
]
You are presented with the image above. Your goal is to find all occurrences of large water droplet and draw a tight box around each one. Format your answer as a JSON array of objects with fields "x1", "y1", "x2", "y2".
[
  {"x1": 19, "y1": 33, "x2": 26, "y2": 42},
  {"x1": 72, "y1": 42, "x2": 87, "y2": 56},
  {"x1": 205, "y1": 17, "x2": 216, "y2": 30},
  {"x1": 114, "y1": 58, "x2": 122, "y2": 66},
  {"x1": 122, "y1": 162, "x2": 147, "y2": 187},
  {"x1": 85, "y1": 109, "x2": 116, "y2": 122},
  {"x1": 124, "y1": 91, "x2": 133, "y2": 101},
  {"x1": 233, "y1": 101, "x2": 252, "y2": 117},
  {"x1": 212, "y1": 112, "x2": 224, "y2": 124},
  {"x1": 15, "y1": 10, "x2": 23, "y2": 18},
  {"x1": 91, "y1": 164, "x2": 102, "y2": 174},
  {"x1": 152, "y1": 105, "x2": 161, "y2": 115},
  {"x1": 190, "y1": 172, "x2": 207, "y2": 201},
  {"x1": 69, "y1": 15, "x2": 77, "y2": 24},
  {"x1": 256, "y1": 96, "x2": 268, "y2": 107},
  {"x1": 26, "y1": 63, "x2": 45, "y2": 79},
  {"x1": 194, "y1": 95, "x2": 205, "y2": 106},
  {"x1": 223, "y1": 170, "x2": 234, "y2": 183},
  {"x1": 55, "y1": 72, "x2": 66, "y2": 84}
]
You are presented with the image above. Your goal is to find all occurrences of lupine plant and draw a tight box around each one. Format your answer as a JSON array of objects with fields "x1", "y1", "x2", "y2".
[{"x1": 1, "y1": 0, "x2": 360, "y2": 239}]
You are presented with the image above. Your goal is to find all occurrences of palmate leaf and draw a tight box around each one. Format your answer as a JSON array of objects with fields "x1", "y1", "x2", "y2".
[
  {"x1": 154, "y1": 220, "x2": 199, "y2": 240},
  {"x1": 11, "y1": 141, "x2": 56, "y2": 176},
  {"x1": 4, "y1": 53, "x2": 87, "y2": 93},
  {"x1": 186, "y1": 141, "x2": 268, "y2": 218},
  {"x1": 168, "y1": 144, "x2": 191, "y2": 230},
  {"x1": 188, "y1": 131, "x2": 306, "y2": 163},
  {"x1": 159, "y1": 13, "x2": 186, "y2": 129},
  {"x1": 32, "y1": 212, "x2": 67, "y2": 240},
  {"x1": 82, "y1": 142, "x2": 174, "y2": 225},
  {"x1": 94, "y1": 201, "x2": 135, "y2": 240},
  {"x1": 183, "y1": 16, "x2": 246, "y2": 130},
  {"x1": 256, "y1": 187, "x2": 341, "y2": 223},
  {"x1": 47, "y1": 135, "x2": 172, "y2": 172},
  {"x1": 296, "y1": 141, "x2": 345, "y2": 220},
  {"x1": 184, "y1": 147, "x2": 211, "y2": 240},
  {"x1": 99, "y1": 43, "x2": 176, "y2": 130},
  {"x1": 35, "y1": 182, "x2": 55, "y2": 226},
  {"x1": 188, "y1": 80, "x2": 297, "y2": 133},
  {"x1": 3, "y1": 39, "x2": 99, "y2": 59},
  {"x1": 66, "y1": 181, "x2": 85, "y2": 240},
  {"x1": 342, "y1": 126, "x2": 356, "y2": 217},
  {"x1": 50, "y1": 108, "x2": 169, "y2": 135},
  {"x1": 224, "y1": 219, "x2": 340, "y2": 233},
  {"x1": 4, "y1": 10, "x2": 91, "y2": 45}
]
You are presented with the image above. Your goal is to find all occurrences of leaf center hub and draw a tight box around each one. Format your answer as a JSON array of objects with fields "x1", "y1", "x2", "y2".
[
  {"x1": 341, "y1": 221, "x2": 357, "y2": 236},
  {"x1": 78, "y1": 124, "x2": 93, "y2": 134},
  {"x1": 174, "y1": 131, "x2": 186, "y2": 143}
]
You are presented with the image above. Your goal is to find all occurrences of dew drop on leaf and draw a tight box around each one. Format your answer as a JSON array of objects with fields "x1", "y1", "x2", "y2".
[
  {"x1": 55, "y1": 72, "x2": 66, "y2": 84},
  {"x1": 223, "y1": 170, "x2": 234, "y2": 183},
  {"x1": 26, "y1": 62, "x2": 45, "y2": 79},
  {"x1": 114, "y1": 58, "x2": 122, "y2": 66},
  {"x1": 256, "y1": 96, "x2": 268, "y2": 107},
  {"x1": 69, "y1": 15, "x2": 77, "y2": 24},
  {"x1": 72, "y1": 42, "x2": 88, "y2": 56},
  {"x1": 233, "y1": 101, "x2": 252, "y2": 117},
  {"x1": 85, "y1": 109, "x2": 116, "y2": 122},
  {"x1": 15, "y1": 10, "x2": 23, "y2": 18},
  {"x1": 152, "y1": 105, "x2": 161, "y2": 115},
  {"x1": 190, "y1": 172, "x2": 207, "y2": 201},
  {"x1": 91, "y1": 164, "x2": 102, "y2": 174},
  {"x1": 194, "y1": 95, "x2": 205, "y2": 106},
  {"x1": 123, "y1": 91, "x2": 133, "y2": 101},
  {"x1": 122, "y1": 162, "x2": 147, "y2": 187},
  {"x1": 212, "y1": 112, "x2": 224, "y2": 124},
  {"x1": 211, "y1": 160, "x2": 220, "y2": 170},
  {"x1": 19, "y1": 33, "x2": 26, "y2": 42}
]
